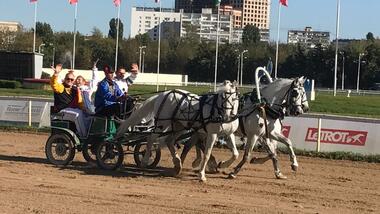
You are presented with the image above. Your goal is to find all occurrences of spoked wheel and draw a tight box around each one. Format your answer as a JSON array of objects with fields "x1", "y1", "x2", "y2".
[
  {"x1": 82, "y1": 142, "x2": 98, "y2": 164},
  {"x1": 45, "y1": 133, "x2": 75, "y2": 166},
  {"x1": 134, "y1": 143, "x2": 161, "y2": 168},
  {"x1": 96, "y1": 141, "x2": 124, "y2": 170}
]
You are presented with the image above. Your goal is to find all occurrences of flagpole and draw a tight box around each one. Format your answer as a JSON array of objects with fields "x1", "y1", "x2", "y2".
[
  {"x1": 274, "y1": 2, "x2": 281, "y2": 79},
  {"x1": 156, "y1": 0, "x2": 161, "y2": 92},
  {"x1": 333, "y1": 0, "x2": 341, "y2": 96},
  {"x1": 115, "y1": 4, "x2": 121, "y2": 71},
  {"x1": 72, "y1": 3, "x2": 78, "y2": 70},
  {"x1": 33, "y1": 1, "x2": 37, "y2": 53},
  {"x1": 213, "y1": 3, "x2": 220, "y2": 92}
]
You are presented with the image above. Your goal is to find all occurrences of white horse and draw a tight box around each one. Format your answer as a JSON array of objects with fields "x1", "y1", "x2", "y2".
[
  {"x1": 181, "y1": 77, "x2": 309, "y2": 179},
  {"x1": 116, "y1": 81, "x2": 239, "y2": 182},
  {"x1": 228, "y1": 77, "x2": 309, "y2": 179}
]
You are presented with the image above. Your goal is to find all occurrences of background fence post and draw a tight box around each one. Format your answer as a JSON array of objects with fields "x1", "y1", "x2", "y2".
[
  {"x1": 317, "y1": 118, "x2": 322, "y2": 152},
  {"x1": 28, "y1": 100, "x2": 32, "y2": 127}
]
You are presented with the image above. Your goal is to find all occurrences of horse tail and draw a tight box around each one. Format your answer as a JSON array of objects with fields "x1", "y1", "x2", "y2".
[{"x1": 116, "y1": 94, "x2": 159, "y2": 138}]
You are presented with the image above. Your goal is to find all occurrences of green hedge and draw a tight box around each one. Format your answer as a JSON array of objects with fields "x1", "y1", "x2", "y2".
[{"x1": 0, "y1": 80, "x2": 21, "y2": 89}]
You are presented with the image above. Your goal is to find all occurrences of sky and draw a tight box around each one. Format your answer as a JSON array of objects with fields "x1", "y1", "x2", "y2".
[{"x1": 0, "y1": 0, "x2": 379, "y2": 42}]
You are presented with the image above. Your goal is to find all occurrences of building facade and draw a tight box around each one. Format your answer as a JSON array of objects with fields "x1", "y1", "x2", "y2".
[
  {"x1": 131, "y1": 7, "x2": 243, "y2": 44},
  {"x1": 288, "y1": 27, "x2": 330, "y2": 48},
  {"x1": 175, "y1": 0, "x2": 215, "y2": 13},
  {"x1": 180, "y1": 8, "x2": 241, "y2": 44},
  {"x1": 0, "y1": 21, "x2": 21, "y2": 32},
  {"x1": 130, "y1": 7, "x2": 181, "y2": 41},
  {"x1": 221, "y1": 0, "x2": 270, "y2": 41}
]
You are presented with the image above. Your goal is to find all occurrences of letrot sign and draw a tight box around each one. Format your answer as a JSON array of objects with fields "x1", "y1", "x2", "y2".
[{"x1": 282, "y1": 114, "x2": 380, "y2": 155}]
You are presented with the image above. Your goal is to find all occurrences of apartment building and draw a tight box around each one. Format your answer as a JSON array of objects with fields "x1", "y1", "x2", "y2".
[{"x1": 288, "y1": 27, "x2": 330, "y2": 48}]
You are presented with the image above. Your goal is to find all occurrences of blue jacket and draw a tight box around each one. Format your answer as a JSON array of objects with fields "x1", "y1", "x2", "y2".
[{"x1": 94, "y1": 78, "x2": 123, "y2": 112}]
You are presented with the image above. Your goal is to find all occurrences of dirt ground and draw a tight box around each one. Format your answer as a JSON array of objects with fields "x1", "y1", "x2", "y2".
[{"x1": 0, "y1": 131, "x2": 379, "y2": 214}]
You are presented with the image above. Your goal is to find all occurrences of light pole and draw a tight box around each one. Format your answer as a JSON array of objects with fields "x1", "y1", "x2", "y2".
[
  {"x1": 139, "y1": 46, "x2": 146, "y2": 71},
  {"x1": 38, "y1": 43, "x2": 45, "y2": 53},
  {"x1": 142, "y1": 50, "x2": 146, "y2": 73},
  {"x1": 340, "y1": 51, "x2": 345, "y2": 90},
  {"x1": 333, "y1": 0, "x2": 341, "y2": 96},
  {"x1": 236, "y1": 54, "x2": 240, "y2": 83},
  {"x1": 240, "y1": 50, "x2": 248, "y2": 87},
  {"x1": 51, "y1": 46, "x2": 56, "y2": 66},
  {"x1": 356, "y1": 53, "x2": 364, "y2": 93}
]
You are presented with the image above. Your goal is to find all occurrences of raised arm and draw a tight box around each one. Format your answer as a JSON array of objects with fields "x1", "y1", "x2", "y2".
[{"x1": 126, "y1": 63, "x2": 139, "y2": 86}]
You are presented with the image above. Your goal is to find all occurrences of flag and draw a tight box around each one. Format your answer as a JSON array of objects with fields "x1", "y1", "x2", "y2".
[
  {"x1": 69, "y1": 0, "x2": 78, "y2": 5},
  {"x1": 280, "y1": 0, "x2": 288, "y2": 7},
  {"x1": 113, "y1": 0, "x2": 121, "y2": 7},
  {"x1": 30, "y1": 0, "x2": 37, "y2": 3}
]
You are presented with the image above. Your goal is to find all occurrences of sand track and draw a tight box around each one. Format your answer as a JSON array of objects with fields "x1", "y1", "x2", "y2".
[{"x1": 0, "y1": 131, "x2": 379, "y2": 214}]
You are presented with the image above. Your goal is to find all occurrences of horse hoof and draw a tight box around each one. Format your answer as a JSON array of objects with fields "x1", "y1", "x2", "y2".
[
  {"x1": 250, "y1": 157, "x2": 258, "y2": 164},
  {"x1": 275, "y1": 173, "x2": 287, "y2": 179},
  {"x1": 192, "y1": 159, "x2": 201, "y2": 169},
  {"x1": 199, "y1": 176, "x2": 207, "y2": 183},
  {"x1": 291, "y1": 164, "x2": 298, "y2": 172},
  {"x1": 227, "y1": 173, "x2": 236, "y2": 179},
  {"x1": 217, "y1": 161, "x2": 223, "y2": 168}
]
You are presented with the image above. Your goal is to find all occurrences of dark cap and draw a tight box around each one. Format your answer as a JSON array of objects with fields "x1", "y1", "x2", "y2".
[{"x1": 103, "y1": 65, "x2": 114, "y2": 73}]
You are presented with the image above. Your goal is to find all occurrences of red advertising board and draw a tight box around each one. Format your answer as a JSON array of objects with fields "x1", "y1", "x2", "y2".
[{"x1": 305, "y1": 128, "x2": 367, "y2": 146}]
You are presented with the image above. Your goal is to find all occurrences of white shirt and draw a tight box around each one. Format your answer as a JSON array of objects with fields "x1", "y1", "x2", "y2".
[{"x1": 115, "y1": 72, "x2": 137, "y2": 93}]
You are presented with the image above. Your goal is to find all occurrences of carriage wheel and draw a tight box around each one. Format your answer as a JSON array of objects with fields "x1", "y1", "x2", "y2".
[
  {"x1": 45, "y1": 133, "x2": 75, "y2": 166},
  {"x1": 82, "y1": 142, "x2": 97, "y2": 164},
  {"x1": 96, "y1": 141, "x2": 124, "y2": 170},
  {"x1": 133, "y1": 143, "x2": 161, "y2": 168}
]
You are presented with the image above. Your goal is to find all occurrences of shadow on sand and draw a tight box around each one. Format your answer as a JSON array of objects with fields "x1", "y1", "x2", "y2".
[{"x1": 0, "y1": 154, "x2": 184, "y2": 178}]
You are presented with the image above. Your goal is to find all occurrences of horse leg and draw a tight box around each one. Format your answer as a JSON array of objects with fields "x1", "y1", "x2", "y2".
[
  {"x1": 261, "y1": 139, "x2": 287, "y2": 179},
  {"x1": 218, "y1": 134, "x2": 238, "y2": 169},
  {"x1": 190, "y1": 137, "x2": 218, "y2": 172},
  {"x1": 141, "y1": 134, "x2": 157, "y2": 168},
  {"x1": 250, "y1": 155, "x2": 272, "y2": 164},
  {"x1": 180, "y1": 133, "x2": 198, "y2": 165},
  {"x1": 228, "y1": 134, "x2": 259, "y2": 179},
  {"x1": 250, "y1": 139, "x2": 275, "y2": 164},
  {"x1": 272, "y1": 132, "x2": 298, "y2": 172},
  {"x1": 198, "y1": 133, "x2": 217, "y2": 182},
  {"x1": 166, "y1": 134, "x2": 182, "y2": 176}
]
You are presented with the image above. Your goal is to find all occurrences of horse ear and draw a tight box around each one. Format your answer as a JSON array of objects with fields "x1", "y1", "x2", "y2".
[
  {"x1": 293, "y1": 77, "x2": 299, "y2": 86},
  {"x1": 232, "y1": 80, "x2": 238, "y2": 87}
]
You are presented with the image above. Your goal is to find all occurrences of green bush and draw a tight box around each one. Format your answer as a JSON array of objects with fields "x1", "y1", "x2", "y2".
[{"x1": 0, "y1": 80, "x2": 21, "y2": 89}]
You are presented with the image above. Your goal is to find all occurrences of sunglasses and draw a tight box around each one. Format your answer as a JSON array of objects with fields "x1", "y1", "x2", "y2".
[{"x1": 65, "y1": 78, "x2": 75, "y2": 81}]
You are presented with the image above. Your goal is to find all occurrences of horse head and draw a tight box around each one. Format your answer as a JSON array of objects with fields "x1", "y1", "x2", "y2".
[
  {"x1": 217, "y1": 80, "x2": 239, "y2": 118},
  {"x1": 286, "y1": 76, "x2": 309, "y2": 116}
]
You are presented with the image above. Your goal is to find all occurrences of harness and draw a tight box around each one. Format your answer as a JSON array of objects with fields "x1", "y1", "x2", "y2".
[{"x1": 153, "y1": 89, "x2": 238, "y2": 134}]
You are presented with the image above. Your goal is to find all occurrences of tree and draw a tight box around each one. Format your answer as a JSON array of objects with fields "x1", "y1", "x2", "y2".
[
  {"x1": 135, "y1": 33, "x2": 151, "y2": 46},
  {"x1": 366, "y1": 32, "x2": 375, "y2": 42},
  {"x1": 108, "y1": 18, "x2": 124, "y2": 40},
  {"x1": 91, "y1": 27, "x2": 103, "y2": 38},
  {"x1": 242, "y1": 24, "x2": 261, "y2": 46},
  {"x1": 36, "y1": 22, "x2": 54, "y2": 44}
]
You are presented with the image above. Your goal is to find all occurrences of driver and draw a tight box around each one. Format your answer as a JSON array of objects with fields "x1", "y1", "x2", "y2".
[{"x1": 94, "y1": 65, "x2": 125, "y2": 117}]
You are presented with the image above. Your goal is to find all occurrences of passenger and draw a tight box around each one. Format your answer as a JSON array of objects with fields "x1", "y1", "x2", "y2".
[
  {"x1": 50, "y1": 64, "x2": 88, "y2": 138},
  {"x1": 75, "y1": 61, "x2": 100, "y2": 114},
  {"x1": 114, "y1": 63, "x2": 139, "y2": 93},
  {"x1": 94, "y1": 65, "x2": 125, "y2": 117},
  {"x1": 114, "y1": 63, "x2": 139, "y2": 116}
]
